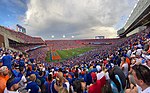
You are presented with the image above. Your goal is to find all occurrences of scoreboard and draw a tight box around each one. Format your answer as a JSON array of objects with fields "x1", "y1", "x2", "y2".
[
  {"x1": 16, "y1": 24, "x2": 26, "y2": 34},
  {"x1": 95, "y1": 36, "x2": 105, "y2": 39}
]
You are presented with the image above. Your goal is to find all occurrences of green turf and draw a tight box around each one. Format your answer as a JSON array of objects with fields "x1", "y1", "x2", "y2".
[
  {"x1": 56, "y1": 47, "x2": 93, "y2": 60},
  {"x1": 45, "y1": 47, "x2": 93, "y2": 62},
  {"x1": 45, "y1": 51, "x2": 51, "y2": 62}
]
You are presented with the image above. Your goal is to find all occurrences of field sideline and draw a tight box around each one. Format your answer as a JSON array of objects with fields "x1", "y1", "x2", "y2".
[{"x1": 45, "y1": 47, "x2": 93, "y2": 62}]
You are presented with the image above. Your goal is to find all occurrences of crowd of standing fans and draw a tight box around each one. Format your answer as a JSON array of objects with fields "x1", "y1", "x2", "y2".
[{"x1": 0, "y1": 26, "x2": 150, "y2": 93}]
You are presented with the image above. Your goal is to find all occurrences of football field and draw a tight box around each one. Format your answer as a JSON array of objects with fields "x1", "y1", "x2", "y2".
[
  {"x1": 45, "y1": 47, "x2": 93, "y2": 62},
  {"x1": 57, "y1": 47, "x2": 93, "y2": 59}
]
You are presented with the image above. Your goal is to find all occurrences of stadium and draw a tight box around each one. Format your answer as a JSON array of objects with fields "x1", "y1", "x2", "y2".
[{"x1": 0, "y1": 0, "x2": 150, "y2": 93}]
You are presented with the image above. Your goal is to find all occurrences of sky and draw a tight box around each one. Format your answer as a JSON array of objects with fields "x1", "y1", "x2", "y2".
[{"x1": 0, "y1": 0, "x2": 138, "y2": 40}]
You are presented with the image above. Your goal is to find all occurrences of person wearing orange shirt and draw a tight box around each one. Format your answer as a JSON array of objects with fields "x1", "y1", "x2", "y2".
[{"x1": 0, "y1": 66, "x2": 9, "y2": 93}]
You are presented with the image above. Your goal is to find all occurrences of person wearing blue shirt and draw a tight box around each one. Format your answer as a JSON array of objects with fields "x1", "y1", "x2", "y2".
[
  {"x1": 65, "y1": 73, "x2": 72, "y2": 85},
  {"x1": 31, "y1": 66, "x2": 39, "y2": 78},
  {"x1": 26, "y1": 74, "x2": 41, "y2": 93},
  {"x1": 42, "y1": 74, "x2": 53, "y2": 93},
  {"x1": 38, "y1": 71, "x2": 46, "y2": 88},
  {"x1": 2, "y1": 52, "x2": 13, "y2": 70}
]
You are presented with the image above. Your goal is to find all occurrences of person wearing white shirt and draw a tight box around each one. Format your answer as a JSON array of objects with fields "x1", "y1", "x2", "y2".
[
  {"x1": 132, "y1": 65, "x2": 150, "y2": 93},
  {"x1": 122, "y1": 62, "x2": 128, "y2": 78},
  {"x1": 121, "y1": 57, "x2": 129, "y2": 78},
  {"x1": 142, "y1": 87, "x2": 150, "y2": 93},
  {"x1": 97, "y1": 71, "x2": 105, "y2": 80},
  {"x1": 127, "y1": 49, "x2": 132, "y2": 58}
]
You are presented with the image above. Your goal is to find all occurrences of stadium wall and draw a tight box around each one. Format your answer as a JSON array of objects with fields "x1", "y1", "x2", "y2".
[
  {"x1": 0, "y1": 27, "x2": 8, "y2": 48},
  {"x1": 0, "y1": 26, "x2": 21, "y2": 49},
  {"x1": 0, "y1": 34, "x2": 4, "y2": 47}
]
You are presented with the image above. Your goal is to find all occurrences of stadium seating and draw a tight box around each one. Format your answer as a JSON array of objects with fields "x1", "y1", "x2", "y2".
[
  {"x1": 4, "y1": 27, "x2": 45, "y2": 44},
  {"x1": 0, "y1": 25, "x2": 150, "y2": 93}
]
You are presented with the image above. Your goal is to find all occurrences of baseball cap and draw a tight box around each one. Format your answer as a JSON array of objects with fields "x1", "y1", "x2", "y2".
[{"x1": 7, "y1": 77, "x2": 21, "y2": 90}]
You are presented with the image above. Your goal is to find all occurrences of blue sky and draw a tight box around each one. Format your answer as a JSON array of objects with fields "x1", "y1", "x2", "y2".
[
  {"x1": 0, "y1": 0, "x2": 27, "y2": 28},
  {"x1": 0, "y1": 0, "x2": 138, "y2": 40}
]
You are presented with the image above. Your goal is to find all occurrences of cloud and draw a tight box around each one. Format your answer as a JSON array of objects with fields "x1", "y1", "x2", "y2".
[
  {"x1": 24, "y1": 0, "x2": 138, "y2": 39},
  {"x1": 0, "y1": 0, "x2": 27, "y2": 13},
  {"x1": 77, "y1": 26, "x2": 117, "y2": 39}
]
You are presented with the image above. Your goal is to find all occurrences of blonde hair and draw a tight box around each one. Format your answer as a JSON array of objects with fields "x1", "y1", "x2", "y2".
[{"x1": 30, "y1": 74, "x2": 36, "y2": 81}]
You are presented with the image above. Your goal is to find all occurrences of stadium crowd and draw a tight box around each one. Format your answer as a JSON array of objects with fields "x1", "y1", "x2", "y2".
[
  {"x1": 45, "y1": 40, "x2": 85, "y2": 50},
  {"x1": 0, "y1": 26, "x2": 150, "y2": 93},
  {"x1": 2, "y1": 26, "x2": 44, "y2": 44}
]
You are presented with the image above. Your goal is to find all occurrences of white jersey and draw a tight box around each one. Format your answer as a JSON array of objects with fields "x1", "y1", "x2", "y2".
[
  {"x1": 122, "y1": 63, "x2": 128, "y2": 78},
  {"x1": 4, "y1": 88, "x2": 19, "y2": 93},
  {"x1": 97, "y1": 71, "x2": 105, "y2": 80},
  {"x1": 142, "y1": 87, "x2": 150, "y2": 93}
]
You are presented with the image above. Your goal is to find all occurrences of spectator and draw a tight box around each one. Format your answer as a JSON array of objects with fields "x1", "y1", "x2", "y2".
[
  {"x1": 132, "y1": 65, "x2": 150, "y2": 93},
  {"x1": 42, "y1": 73, "x2": 53, "y2": 93},
  {"x1": 2, "y1": 52, "x2": 13, "y2": 70},
  {"x1": 102, "y1": 81, "x2": 113, "y2": 93},
  {"x1": 109, "y1": 66, "x2": 125, "y2": 93},
  {"x1": 88, "y1": 72, "x2": 106, "y2": 93},
  {"x1": 26, "y1": 74, "x2": 41, "y2": 93},
  {"x1": 73, "y1": 79, "x2": 86, "y2": 93},
  {"x1": 0, "y1": 66, "x2": 9, "y2": 93},
  {"x1": 51, "y1": 72, "x2": 67, "y2": 93},
  {"x1": 31, "y1": 65, "x2": 39, "y2": 77},
  {"x1": 38, "y1": 71, "x2": 46, "y2": 88},
  {"x1": 17, "y1": 67, "x2": 27, "y2": 92},
  {"x1": 120, "y1": 57, "x2": 129, "y2": 88},
  {"x1": 18, "y1": 54, "x2": 25, "y2": 68},
  {"x1": 0, "y1": 25, "x2": 150, "y2": 93},
  {"x1": 125, "y1": 83, "x2": 138, "y2": 93},
  {"x1": 4, "y1": 77, "x2": 21, "y2": 93},
  {"x1": 110, "y1": 66, "x2": 126, "y2": 90},
  {"x1": 96, "y1": 65, "x2": 106, "y2": 80}
]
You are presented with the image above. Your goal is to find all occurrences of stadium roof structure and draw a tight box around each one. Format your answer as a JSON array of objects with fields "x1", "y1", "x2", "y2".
[
  {"x1": 118, "y1": 0, "x2": 150, "y2": 37},
  {"x1": 0, "y1": 25, "x2": 46, "y2": 50},
  {"x1": 0, "y1": 26, "x2": 23, "y2": 43}
]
